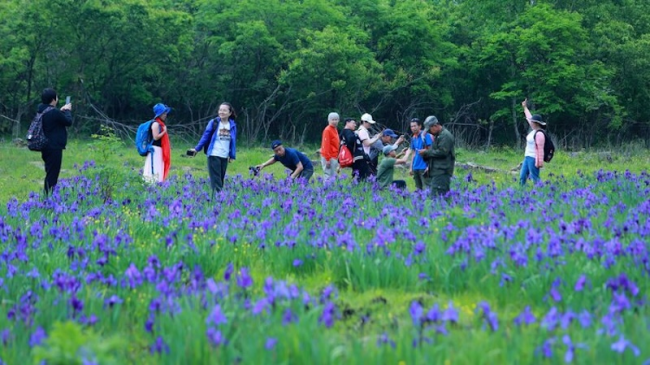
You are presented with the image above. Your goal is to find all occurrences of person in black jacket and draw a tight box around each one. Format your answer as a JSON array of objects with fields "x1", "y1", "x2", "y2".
[
  {"x1": 39, "y1": 88, "x2": 72, "y2": 195},
  {"x1": 339, "y1": 118, "x2": 371, "y2": 180}
]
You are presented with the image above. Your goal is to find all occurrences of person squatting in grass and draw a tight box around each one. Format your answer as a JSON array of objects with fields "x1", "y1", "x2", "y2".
[
  {"x1": 39, "y1": 88, "x2": 72, "y2": 196},
  {"x1": 376, "y1": 145, "x2": 408, "y2": 190},
  {"x1": 256, "y1": 140, "x2": 314, "y2": 182},
  {"x1": 420, "y1": 116, "x2": 455, "y2": 197},
  {"x1": 320, "y1": 112, "x2": 340, "y2": 179},
  {"x1": 143, "y1": 103, "x2": 171, "y2": 183},
  {"x1": 339, "y1": 117, "x2": 372, "y2": 181},
  {"x1": 400, "y1": 118, "x2": 433, "y2": 190},
  {"x1": 189, "y1": 102, "x2": 238, "y2": 194},
  {"x1": 356, "y1": 113, "x2": 382, "y2": 175},
  {"x1": 520, "y1": 98, "x2": 546, "y2": 185}
]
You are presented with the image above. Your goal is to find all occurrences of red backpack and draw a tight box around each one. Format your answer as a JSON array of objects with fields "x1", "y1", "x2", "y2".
[{"x1": 339, "y1": 145, "x2": 353, "y2": 168}]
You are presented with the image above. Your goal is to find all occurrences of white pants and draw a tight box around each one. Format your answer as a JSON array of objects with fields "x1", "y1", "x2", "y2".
[
  {"x1": 321, "y1": 157, "x2": 339, "y2": 179},
  {"x1": 143, "y1": 146, "x2": 164, "y2": 183}
]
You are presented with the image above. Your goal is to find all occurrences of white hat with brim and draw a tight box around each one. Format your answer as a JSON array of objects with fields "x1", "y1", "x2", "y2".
[{"x1": 361, "y1": 113, "x2": 376, "y2": 124}]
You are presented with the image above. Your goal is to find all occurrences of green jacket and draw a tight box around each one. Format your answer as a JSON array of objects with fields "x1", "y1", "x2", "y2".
[{"x1": 422, "y1": 127, "x2": 455, "y2": 175}]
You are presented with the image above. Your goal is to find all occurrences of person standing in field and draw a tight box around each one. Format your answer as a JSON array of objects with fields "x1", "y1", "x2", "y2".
[
  {"x1": 400, "y1": 118, "x2": 433, "y2": 190},
  {"x1": 339, "y1": 117, "x2": 371, "y2": 180},
  {"x1": 320, "y1": 112, "x2": 340, "y2": 179},
  {"x1": 143, "y1": 103, "x2": 172, "y2": 183},
  {"x1": 520, "y1": 98, "x2": 546, "y2": 185},
  {"x1": 190, "y1": 102, "x2": 238, "y2": 193},
  {"x1": 357, "y1": 113, "x2": 382, "y2": 174},
  {"x1": 419, "y1": 116, "x2": 455, "y2": 196},
  {"x1": 39, "y1": 88, "x2": 72, "y2": 196},
  {"x1": 256, "y1": 140, "x2": 314, "y2": 182},
  {"x1": 376, "y1": 145, "x2": 408, "y2": 190}
]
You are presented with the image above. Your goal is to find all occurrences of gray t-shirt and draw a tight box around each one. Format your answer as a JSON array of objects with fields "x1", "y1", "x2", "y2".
[{"x1": 369, "y1": 139, "x2": 384, "y2": 160}]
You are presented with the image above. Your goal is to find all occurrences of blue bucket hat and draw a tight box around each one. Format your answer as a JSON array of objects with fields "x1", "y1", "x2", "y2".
[
  {"x1": 271, "y1": 140, "x2": 282, "y2": 149},
  {"x1": 153, "y1": 103, "x2": 171, "y2": 118}
]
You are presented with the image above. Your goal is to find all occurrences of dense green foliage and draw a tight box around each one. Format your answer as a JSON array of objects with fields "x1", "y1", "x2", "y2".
[{"x1": 1, "y1": 0, "x2": 649, "y2": 148}]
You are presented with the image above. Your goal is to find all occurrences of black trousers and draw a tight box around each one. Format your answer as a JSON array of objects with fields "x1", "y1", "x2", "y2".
[
  {"x1": 41, "y1": 148, "x2": 63, "y2": 195},
  {"x1": 353, "y1": 159, "x2": 371, "y2": 181},
  {"x1": 208, "y1": 156, "x2": 229, "y2": 193},
  {"x1": 392, "y1": 180, "x2": 407, "y2": 189}
]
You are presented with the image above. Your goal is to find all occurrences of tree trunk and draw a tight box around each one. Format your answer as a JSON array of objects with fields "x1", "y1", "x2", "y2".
[
  {"x1": 511, "y1": 97, "x2": 521, "y2": 149},
  {"x1": 486, "y1": 118, "x2": 494, "y2": 151}
]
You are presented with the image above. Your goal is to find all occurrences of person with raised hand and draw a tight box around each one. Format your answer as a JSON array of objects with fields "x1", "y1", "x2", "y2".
[
  {"x1": 520, "y1": 98, "x2": 546, "y2": 185},
  {"x1": 377, "y1": 145, "x2": 408, "y2": 190},
  {"x1": 189, "y1": 102, "x2": 237, "y2": 193},
  {"x1": 357, "y1": 113, "x2": 382, "y2": 174}
]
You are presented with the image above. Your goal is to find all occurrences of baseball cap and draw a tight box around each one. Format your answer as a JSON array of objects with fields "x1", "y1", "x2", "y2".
[
  {"x1": 423, "y1": 116, "x2": 439, "y2": 129},
  {"x1": 361, "y1": 113, "x2": 376, "y2": 124},
  {"x1": 383, "y1": 145, "x2": 397, "y2": 156},
  {"x1": 382, "y1": 129, "x2": 398, "y2": 138},
  {"x1": 271, "y1": 140, "x2": 282, "y2": 149}
]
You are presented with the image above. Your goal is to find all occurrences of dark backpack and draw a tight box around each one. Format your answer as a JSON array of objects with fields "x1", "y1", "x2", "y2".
[
  {"x1": 534, "y1": 130, "x2": 555, "y2": 163},
  {"x1": 26, "y1": 106, "x2": 54, "y2": 151},
  {"x1": 135, "y1": 120, "x2": 156, "y2": 156}
]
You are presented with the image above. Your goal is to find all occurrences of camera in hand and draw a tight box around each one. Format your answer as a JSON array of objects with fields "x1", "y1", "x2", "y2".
[
  {"x1": 186, "y1": 149, "x2": 197, "y2": 157},
  {"x1": 249, "y1": 166, "x2": 261, "y2": 176}
]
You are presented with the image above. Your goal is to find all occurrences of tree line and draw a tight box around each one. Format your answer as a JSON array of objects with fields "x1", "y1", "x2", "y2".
[{"x1": 1, "y1": 0, "x2": 649, "y2": 149}]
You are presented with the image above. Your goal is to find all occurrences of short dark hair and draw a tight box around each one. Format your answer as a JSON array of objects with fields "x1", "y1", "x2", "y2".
[
  {"x1": 410, "y1": 118, "x2": 423, "y2": 128},
  {"x1": 41, "y1": 88, "x2": 57, "y2": 104},
  {"x1": 344, "y1": 118, "x2": 356, "y2": 123}
]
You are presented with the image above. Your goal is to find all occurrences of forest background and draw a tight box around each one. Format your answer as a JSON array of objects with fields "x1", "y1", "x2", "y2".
[{"x1": 1, "y1": 0, "x2": 649, "y2": 150}]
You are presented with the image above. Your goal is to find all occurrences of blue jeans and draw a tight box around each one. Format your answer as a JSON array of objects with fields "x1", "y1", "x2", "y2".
[{"x1": 520, "y1": 156, "x2": 540, "y2": 185}]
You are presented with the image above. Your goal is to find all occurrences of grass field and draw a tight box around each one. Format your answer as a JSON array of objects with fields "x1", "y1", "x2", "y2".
[{"x1": 0, "y1": 137, "x2": 649, "y2": 364}]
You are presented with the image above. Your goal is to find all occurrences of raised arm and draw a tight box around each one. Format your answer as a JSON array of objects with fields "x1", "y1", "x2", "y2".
[{"x1": 522, "y1": 99, "x2": 533, "y2": 121}]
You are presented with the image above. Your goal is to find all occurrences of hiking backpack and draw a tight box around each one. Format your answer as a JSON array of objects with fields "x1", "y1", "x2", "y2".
[
  {"x1": 26, "y1": 106, "x2": 54, "y2": 151},
  {"x1": 534, "y1": 130, "x2": 556, "y2": 163},
  {"x1": 136, "y1": 120, "x2": 155, "y2": 156},
  {"x1": 339, "y1": 144, "x2": 354, "y2": 168},
  {"x1": 338, "y1": 131, "x2": 356, "y2": 168}
]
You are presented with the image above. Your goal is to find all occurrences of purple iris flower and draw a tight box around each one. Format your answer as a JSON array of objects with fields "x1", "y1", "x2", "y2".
[
  {"x1": 236, "y1": 268, "x2": 253, "y2": 289},
  {"x1": 29, "y1": 327, "x2": 47, "y2": 347},
  {"x1": 611, "y1": 335, "x2": 640, "y2": 356},
  {"x1": 149, "y1": 337, "x2": 169, "y2": 354},
  {"x1": 514, "y1": 306, "x2": 536, "y2": 326},
  {"x1": 206, "y1": 304, "x2": 227, "y2": 326},
  {"x1": 265, "y1": 337, "x2": 278, "y2": 350}
]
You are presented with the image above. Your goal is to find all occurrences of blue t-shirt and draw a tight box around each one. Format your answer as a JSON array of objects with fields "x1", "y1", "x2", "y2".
[
  {"x1": 274, "y1": 147, "x2": 313, "y2": 171},
  {"x1": 410, "y1": 132, "x2": 432, "y2": 171}
]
